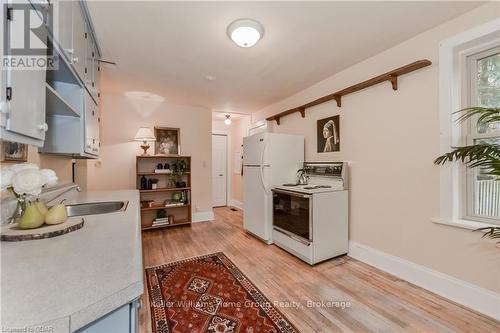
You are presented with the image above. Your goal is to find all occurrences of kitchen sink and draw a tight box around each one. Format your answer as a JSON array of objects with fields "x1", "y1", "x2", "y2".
[{"x1": 65, "y1": 201, "x2": 129, "y2": 217}]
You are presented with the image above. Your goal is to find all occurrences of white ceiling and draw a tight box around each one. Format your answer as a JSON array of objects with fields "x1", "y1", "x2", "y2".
[
  {"x1": 88, "y1": 1, "x2": 483, "y2": 113},
  {"x1": 212, "y1": 112, "x2": 249, "y2": 121}
]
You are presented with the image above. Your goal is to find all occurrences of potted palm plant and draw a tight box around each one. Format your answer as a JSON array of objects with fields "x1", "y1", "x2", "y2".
[{"x1": 434, "y1": 107, "x2": 500, "y2": 244}]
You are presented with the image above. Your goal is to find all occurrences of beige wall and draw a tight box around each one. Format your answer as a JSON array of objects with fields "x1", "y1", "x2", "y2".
[
  {"x1": 253, "y1": 3, "x2": 500, "y2": 293},
  {"x1": 86, "y1": 72, "x2": 213, "y2": 215}
]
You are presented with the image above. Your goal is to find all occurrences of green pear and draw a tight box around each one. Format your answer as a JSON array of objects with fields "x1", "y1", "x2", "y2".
[
  {"x1": 45, "y1": 203, "x2": 67, "y2": 225},
  {"x1": 19, "y1": 203, "x2": 45, "y2": 229},
  {"x1": 35, "y1": 201, "x2": 48, "y2": 216}
]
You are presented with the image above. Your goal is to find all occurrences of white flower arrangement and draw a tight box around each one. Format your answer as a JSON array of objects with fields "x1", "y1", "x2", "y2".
[{"x1": 0, "y1": 163, "x2": 58, "y2": 197}]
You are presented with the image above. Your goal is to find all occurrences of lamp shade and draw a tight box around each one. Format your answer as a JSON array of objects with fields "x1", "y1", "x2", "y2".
[{"x1": 134, "y1": 127, "x2": 155, "y2": 141}]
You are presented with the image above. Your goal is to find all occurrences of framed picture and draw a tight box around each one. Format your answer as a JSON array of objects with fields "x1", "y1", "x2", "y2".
[
  {"x1": 1, "y1": 141, "x2": 28, "y2": 162},
  {"x1": 154, "y1": 127, "x2": 180, "y2": 155},
  {"x1": 317, "y1": 115, "x2": 340, "y2": 153}
]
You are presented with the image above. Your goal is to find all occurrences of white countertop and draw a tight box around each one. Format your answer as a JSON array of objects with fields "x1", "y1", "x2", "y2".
[{"x1": 0, "y1": 190, "x2": 144, "y2": 332}]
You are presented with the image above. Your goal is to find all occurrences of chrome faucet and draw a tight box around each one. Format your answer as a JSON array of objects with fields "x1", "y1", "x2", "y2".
[
  {"x1": 43, "y1": 184, "x2": 81, "y2": 206},
  {"x1": 297, "y1": 169, "x2": 309, "y2": 185}
]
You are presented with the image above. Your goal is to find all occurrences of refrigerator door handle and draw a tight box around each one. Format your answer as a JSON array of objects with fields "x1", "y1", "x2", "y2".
[{"x1": 260, "y1": 142, "x2": 269, "y2": 192}]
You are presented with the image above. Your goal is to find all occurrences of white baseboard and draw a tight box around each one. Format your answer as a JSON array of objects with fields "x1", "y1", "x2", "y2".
[
  {"x1": 228, "y1": 200, "x2": 244, "y2": 210},
  {"x1": 192, "y1": 211, "x2": 214, "y2": 223},
  {"x1": 348, "y1": 241, "x2": 500, "y2": 321}
]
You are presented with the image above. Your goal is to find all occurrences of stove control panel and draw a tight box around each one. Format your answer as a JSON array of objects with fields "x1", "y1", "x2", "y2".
[
  {"x1": 303, "y1": 162, "x2": 344, "y2": 177},
  {"x1": 302, "y1": 162, "x2": 348, "y2": 189}
]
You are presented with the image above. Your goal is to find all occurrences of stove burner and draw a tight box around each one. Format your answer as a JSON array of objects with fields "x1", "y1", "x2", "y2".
[{"x1": 282, "y1": 184, "x2": 298, "y2": 186}]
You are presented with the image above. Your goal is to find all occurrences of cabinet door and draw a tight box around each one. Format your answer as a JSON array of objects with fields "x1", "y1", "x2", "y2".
[
  {"x1": 77, "y1": 302, "x2": 133, "y2": 333},
  {"x1": 4, "y1": 1, "x2": 47, "y2": 140},
  {"x1": 93, "y1": 43, "x2": 100, "y2": 101},
  {"x1": 55, "y1": 0, "x2": 73, "y2": 58},
  {"x1": 84, "y1": 92, "x2": 96, "y2": 154},
  {"x1": 71, "y1": 1, "x2": 86, "y2": 81},
  {"x1": 92, "y1": 105, "x2": 100, "y2": 155},
  {"x1": 84, "y1": 30, "x2": 94, "y2": 92}
]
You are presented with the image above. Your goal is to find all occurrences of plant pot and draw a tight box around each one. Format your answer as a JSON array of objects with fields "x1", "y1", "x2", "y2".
[{"x1": 175, "y1": 181, "x2": 186, "y2": 188}]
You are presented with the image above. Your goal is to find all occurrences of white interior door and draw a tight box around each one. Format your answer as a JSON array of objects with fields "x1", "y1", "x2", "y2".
[{"x1": 212, "y1": 134, "x2": 227, "y2": 207}]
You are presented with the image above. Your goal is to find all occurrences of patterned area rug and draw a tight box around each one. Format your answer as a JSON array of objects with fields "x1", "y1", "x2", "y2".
[{"x1": 146, "y1": 252, "x2": 299, "y2": 333}]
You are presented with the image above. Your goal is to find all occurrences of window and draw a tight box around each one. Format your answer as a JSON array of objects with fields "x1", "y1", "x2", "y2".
[
  {"x1": 436, "y1": 19, "x2": 500, "y2": 229},
  {"x1": 465, "y1": 48, "x2": 500, "y2": 224}
]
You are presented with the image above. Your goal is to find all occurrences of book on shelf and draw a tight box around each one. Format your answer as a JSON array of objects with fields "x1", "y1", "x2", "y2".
[
  {"x1": 164, "y1": 201, "x2": 187, "y2": 207},
  {"x1": 154, "y1": 169, "x2": 172, "y2": 174},
  {"x1": 152, "y1": 217, "x2": 170, "y2": 226}
]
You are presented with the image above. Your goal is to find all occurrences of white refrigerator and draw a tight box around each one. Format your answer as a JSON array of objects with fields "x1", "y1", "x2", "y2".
[{"x1": 243, "y1": 132, "x2": 304, "y2": 243}]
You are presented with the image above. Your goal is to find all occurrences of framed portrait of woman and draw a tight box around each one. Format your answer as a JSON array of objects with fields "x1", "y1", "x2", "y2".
[
  {"x1": 154, "y1": 127, "x2": 180, "y2": 155},
  {"x1": 317, "y1": 115, "x2": 340, "y2": 153},
  {"x1": 1, "y1": 141, "x2": 28, "y2": 162}
]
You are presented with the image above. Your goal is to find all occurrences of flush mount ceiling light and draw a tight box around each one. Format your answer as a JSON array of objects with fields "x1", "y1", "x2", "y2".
[
  {"x1": 224, "y1": 114, "x2": 232, "y2": 125},
  {"x1": 227, "y1": 19, "x2": 264, "y2": 48}
]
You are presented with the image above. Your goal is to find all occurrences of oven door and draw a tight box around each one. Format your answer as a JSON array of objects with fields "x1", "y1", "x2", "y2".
[{"x1": 272, "y1": 189, "x2": 312, "y2": 245}]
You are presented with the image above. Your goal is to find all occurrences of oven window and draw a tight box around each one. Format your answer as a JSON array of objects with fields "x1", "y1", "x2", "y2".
[{"x1": 273, "y1": 192, "x2": 311, "y2": 241}]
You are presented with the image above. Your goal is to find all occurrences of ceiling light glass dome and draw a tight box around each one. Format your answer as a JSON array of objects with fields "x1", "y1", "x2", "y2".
[{"x1": 227, "y1": 19, "x2": 264, "y2": 48}]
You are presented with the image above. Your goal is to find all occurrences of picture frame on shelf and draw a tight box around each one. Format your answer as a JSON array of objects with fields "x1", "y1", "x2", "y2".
[
  {"x1": 1, "y1": 141, "x2": 28, "y2": 162},
  {"x1": 154, "y1": 127, "x2": 180, "y2": 155}
]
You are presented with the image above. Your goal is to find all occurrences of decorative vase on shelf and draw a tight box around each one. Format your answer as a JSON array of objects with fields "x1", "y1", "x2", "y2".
[{"x1": 140, "y1": 175, "x2": 148, "y2": 190}]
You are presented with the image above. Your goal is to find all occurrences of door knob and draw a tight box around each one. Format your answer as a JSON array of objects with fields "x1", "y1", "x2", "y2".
[{"x1": 38, "y1": 123, "x2": 48, "y2": 132}]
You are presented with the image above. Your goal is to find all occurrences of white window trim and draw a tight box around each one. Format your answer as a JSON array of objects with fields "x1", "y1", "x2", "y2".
[{"x1": 435, "y1": 19, "x2": 500, "y2": 230}]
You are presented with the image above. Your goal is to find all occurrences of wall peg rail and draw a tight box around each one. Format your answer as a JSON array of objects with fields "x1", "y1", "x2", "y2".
[{"x1": 266, "y1": 59, "x2": 432, "y2": 125}]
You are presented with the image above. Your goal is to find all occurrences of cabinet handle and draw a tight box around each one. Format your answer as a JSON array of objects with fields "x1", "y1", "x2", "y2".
[{"x1": 38, "y1": 123, "x2": 48, "y2": 132}]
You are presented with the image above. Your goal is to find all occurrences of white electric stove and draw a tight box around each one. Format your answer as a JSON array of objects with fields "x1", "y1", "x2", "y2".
[{"x1": 271, "y1": 162, "x2": 349, "y2": 265}]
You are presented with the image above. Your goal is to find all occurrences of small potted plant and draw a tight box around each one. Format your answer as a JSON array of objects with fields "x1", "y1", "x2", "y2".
[{"x1": 170, "y1": 160, "x2": 187, "y2": 188}]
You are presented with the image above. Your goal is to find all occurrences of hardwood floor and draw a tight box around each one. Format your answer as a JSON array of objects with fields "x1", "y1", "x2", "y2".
[{"x1": 140, "y1": 207, "x2": 499, "y2": 333}]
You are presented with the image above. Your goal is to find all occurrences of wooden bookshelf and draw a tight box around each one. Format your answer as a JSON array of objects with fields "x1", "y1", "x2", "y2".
[{"x1": 136, "y1": 155, "x2": 192, "y2": 230}]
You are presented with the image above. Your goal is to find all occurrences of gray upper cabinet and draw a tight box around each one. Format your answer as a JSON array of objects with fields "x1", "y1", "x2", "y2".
[
  {"x1": 1, "y1": 0, "x2": 102, "y2": 154},
  {"x1": 71, "y1": 1, "x2": 86, "y2": 81}
]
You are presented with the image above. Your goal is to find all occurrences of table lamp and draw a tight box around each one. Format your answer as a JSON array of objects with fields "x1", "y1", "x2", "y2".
[{"x1": 134, "y1": 127, "x2": 156, "y2": 156}]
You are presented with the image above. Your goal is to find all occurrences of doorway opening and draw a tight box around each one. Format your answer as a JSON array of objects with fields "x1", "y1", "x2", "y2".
[{"x1": 212, "y1": 134, "x2": 228, "y2": 207}]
